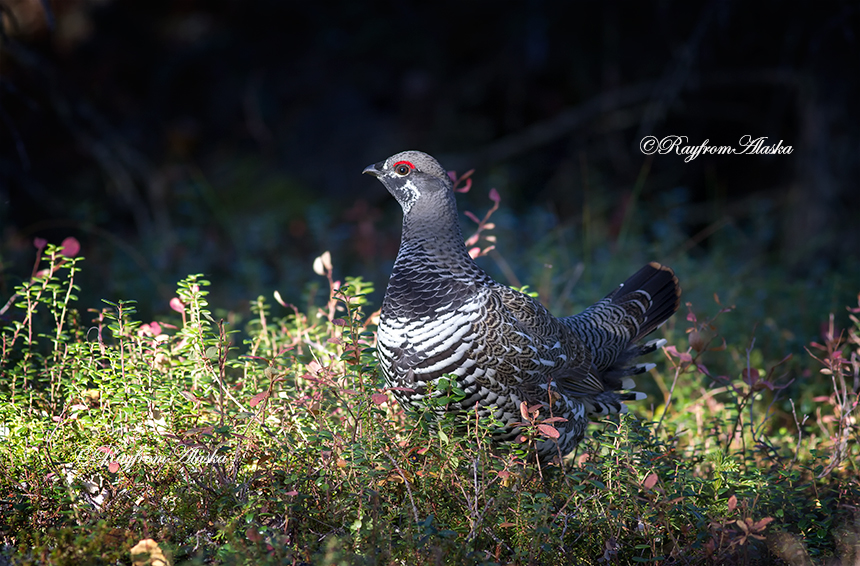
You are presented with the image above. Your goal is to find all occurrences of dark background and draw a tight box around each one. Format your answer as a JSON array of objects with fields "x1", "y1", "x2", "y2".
[{"x1": 1, "y1": 0, "x2": 858, "y2": 329}]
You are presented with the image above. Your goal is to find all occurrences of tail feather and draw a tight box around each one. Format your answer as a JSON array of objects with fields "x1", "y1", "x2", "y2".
[
  {"x1": 585, "y1": 387, "x2": 647, "y2": 417},
  {"x1": 570, "y1": 263, "x2": 680, "y2": 414},
  {"x1": 608, "y1": 262, "x2": 681, "y2": 341}
]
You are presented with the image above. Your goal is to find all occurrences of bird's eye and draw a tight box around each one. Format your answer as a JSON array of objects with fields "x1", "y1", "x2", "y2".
[{"x1": 392, "y1": 161, "x2": 414, "y2": 176}]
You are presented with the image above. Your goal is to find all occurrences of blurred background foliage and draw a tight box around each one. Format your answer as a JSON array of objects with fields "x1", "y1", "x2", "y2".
[{"x1": 1, "y1": 0, "x2": 858, "y2": 354}]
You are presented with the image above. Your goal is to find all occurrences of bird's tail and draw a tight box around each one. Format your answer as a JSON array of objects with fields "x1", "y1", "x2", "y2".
[{"x1": 567, "y1": 262, "x2": 681, "y2": 416}]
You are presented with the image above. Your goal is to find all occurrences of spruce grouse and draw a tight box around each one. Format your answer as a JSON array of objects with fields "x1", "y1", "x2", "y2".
[{"x1": 364, "y1": 150, "x2": 681, "y2": 460}]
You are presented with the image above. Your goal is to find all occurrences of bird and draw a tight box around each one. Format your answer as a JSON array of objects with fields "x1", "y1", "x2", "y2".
[{"x1": 363, "y1": 150, "x2": 681, "y2": 462}]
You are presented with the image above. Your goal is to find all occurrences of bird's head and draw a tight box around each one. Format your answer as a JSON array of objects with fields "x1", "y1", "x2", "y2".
[{"x1": 363, "y1": 150, "x2": 452, "y2": 215}]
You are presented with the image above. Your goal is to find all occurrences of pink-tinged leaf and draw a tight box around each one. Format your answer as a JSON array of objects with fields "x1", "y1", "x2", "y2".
[
  {"x1": 464, "y1": 210, "x2": 481, "y2": 224},
  {"x1": 499, "y1": 522, "x2": 517, "y2": 528},
  {"x1": 696, "y1": 363, "x2": 711, "y2": 376},
  {"x1": 664, "y1": 345, "x2": 693, "y2": 362},
  {"x1": 97, "y1": 446, "x2": 113, "y2": 455},
  {"x1": 728, "y1": 494, "x2": 737, "y2": 513},
  {"x1": 752, "y1": 517, "x2": 775, "y2": 531},
  {"x1": 468, "y1": 247, "x2": 481, "y2": 259},
  {"x1": 60, "y1": 237, "x2": 80, "y2": 257},
  {"x1": 286, "y1": 490, "x2": 298, "y2": 496},
  {"x1": 331, "y1": 318, "x2": 347, "y2": 326},
  {"x1": 447, "y1": 171, "x2": 458, "y2": 182},
  {"x1": 169, "y1": 297, "x2": 185, "y2": 313},
  {"x1": 643, "y1": 473, "x2": 659, "y2": 490},
  {"x1": 34, "y1": 237, "x2": 48, "y2": 249},
  {"x1": 35, "y1": 269, "x2": 49, "y2": 278},
  {"x1": 489, "y1": 188, "x2": 501, "y2": 203},
  {"x1": 483, "y1": 223, "x2": 495, "y2": 230},
  {"x1": 150, "y1": 322, "x2": 162, "y2": 335},
  {"x1": 108, "y1": 461, "x2": 120, "y2": 474},
  {"x1": 686, "y1": 311, "x2": 697, "y2": 322},
  {"x1": 536, "y1": 424, "x2": 560, "y2": 439},
  {"x1": 541, "y1": 416, "x2": 568, "y2": 424},
  {"x1": 465, "y1": 234, "x2": 479, "y2": 246},
  {"x1": 371, "y1": 393, "x2": 388, "y2": 405},
  {"x1": 454, "y1": 178, "x2": 473, "y2": 193},
  {"x1": 497, "y1": 470, "x2": 511, "y2": 479},
  {"x1": 742, "y1": 368, "x2": 760, "y2": 384},
  {"x1": 250, "y1": 391, "x2": 269, "y2": 408},
  {"x1": 246, "y1": 528, "x2": 263, "y2": 543},
  {"x1": 71, "y1": 403, "x2": 88, "y2": 411},
  {"x1": 519, "y1": 401, "x2": 530, "y2": 421}
]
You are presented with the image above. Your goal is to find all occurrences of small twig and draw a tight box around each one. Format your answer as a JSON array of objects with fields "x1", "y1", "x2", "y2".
[
  {"x1": 789, "y1": 399, "x2": 808, "y2": 467},
  {"x1": 655, "y1": 355, "x2": 682, "y2": 437},
  {"x1": 382, "y1": 451, "x2": 419, "y2": 524}
]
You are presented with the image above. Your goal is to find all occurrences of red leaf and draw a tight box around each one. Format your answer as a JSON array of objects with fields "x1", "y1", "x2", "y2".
[
  {"x1": 454, "y1": 178, "x2": 472, "y2": 193},
  {"x1": 536, "y1": 424, "x2": 560, "y2": 439},
  {"x1": 643, "y1": 473, "x2": 658, "y2": 490},
  {"x1": 664, "y1": 345, "x2": 693, "y2": 362},
  {"x1": 169, "y1": 297, "x2": 185, "y2": 313},
  {"x1": 60, "y1": 237, "x2": 80, "y2": 257},
  {"x1": 519, "y1": 401, "x2": 529, "y2": 421},
  {"x1": 742, "y1": 368, "x2": 760, "y2": 383},
  {"x1": 250, "y1": 391, "x2": 269, "y2": 408},
  {"x1": 541, "y1": 416, "x2": 568, "y2": 424},
  {"x1": 371, "y1": 393, "x2": 388, "y2": 405}
]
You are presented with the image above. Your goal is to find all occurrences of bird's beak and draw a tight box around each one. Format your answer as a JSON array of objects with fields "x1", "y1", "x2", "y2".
[{"x1": 362, "y1": 161, "x2": 384, "y2": 177}]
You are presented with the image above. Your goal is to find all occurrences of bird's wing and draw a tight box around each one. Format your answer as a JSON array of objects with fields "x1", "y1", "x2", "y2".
[{"x1": 493, "y1": 285, "x2": 607, "y2": 396}]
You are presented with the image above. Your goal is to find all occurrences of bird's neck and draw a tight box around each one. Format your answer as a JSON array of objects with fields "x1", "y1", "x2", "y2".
[
  {"x1": 385, "y1": 193, "x2": 491, "y2": 318},
  {"x1": 396, "y1": 192, "x2": 478, "y2": 274}
]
